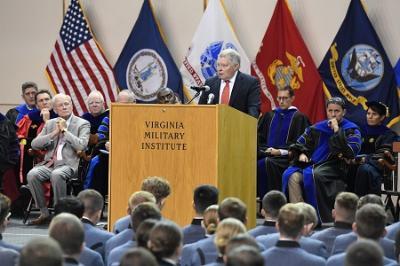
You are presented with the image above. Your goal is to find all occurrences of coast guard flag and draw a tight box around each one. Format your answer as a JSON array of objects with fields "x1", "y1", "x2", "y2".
[
  {"x1": 180, "y1": 0, "x2": 251, "y2": 102},
  {"x1": 394, "y1": 59, "x2": 400, "y2": 87},
  {"x1": 319, "y1": 0, "x2": 400, "y2": 127},
  {"x1": 46, "y1": 0, "x2": 117, "y2": 115},
  {"x1": 114, "y1": 0, "x2": 183, "y2": 102},
  {"x1": 252, "y1": 0, "x2": 326, "y2": 123}
]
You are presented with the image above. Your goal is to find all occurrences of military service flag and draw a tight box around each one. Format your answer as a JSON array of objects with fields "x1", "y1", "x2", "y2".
[
  {"x1": 394, "y1": 59, "x2": 400, "y2": 87},
  {"x1": 114, "y1": 0, "x2": 183, "y2": 102},
  {"x1": 251, "y1": 0, "x2": 326, "y2": 123},
  {"x1": 180, "y1": 0, "x2": 251, "y2": 103},
  {"x1": 319, "y1": 0, "x2": 400, "y2": 127}
]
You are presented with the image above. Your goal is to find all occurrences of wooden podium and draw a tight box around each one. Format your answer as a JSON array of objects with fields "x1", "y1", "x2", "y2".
[{"x1": 109, "y1": 104, "x2": 257, "y2": 228}]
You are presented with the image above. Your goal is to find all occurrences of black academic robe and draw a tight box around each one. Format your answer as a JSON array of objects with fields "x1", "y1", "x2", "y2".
[
  {"x1": 256, "y1": 108, "x2": 310, "y2": 197},
  {"x1": 354, "y1": 124, "x2": 398, "y2": 196}
]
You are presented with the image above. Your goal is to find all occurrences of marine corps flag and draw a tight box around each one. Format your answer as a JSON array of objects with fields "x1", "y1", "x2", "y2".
[
  {"x1": 251, "y1": 0, "x2": 325, "y2": 123},
  {"x1": 114, "y1": 0, "x2": 183, "y2": 102},
  {"x1": 319, "y1": 0, "x2": 400, "y2": 127}
]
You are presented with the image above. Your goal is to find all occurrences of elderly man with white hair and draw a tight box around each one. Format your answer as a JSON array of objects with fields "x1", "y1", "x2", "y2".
[{"x1": 26, "y1": 93, "x2": 90, "y2": 225}]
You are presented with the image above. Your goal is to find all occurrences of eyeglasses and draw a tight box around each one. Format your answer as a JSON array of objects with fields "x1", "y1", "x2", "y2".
[
  {"x1": 88, "y1": 101, "x2": 103, "y2": 106},
  {"x1": 277, "y1": 96, "x2": 291, "y2": 101},
  {"x1": 55, "y1": 101, "x2": 71, "y2": 108}
]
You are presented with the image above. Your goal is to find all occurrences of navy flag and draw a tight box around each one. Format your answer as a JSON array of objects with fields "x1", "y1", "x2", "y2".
[
  {"x1": 114, "y1": 0, "x2": 183, "y2": 102},
  {"x1": 395, "y1": 59, "x2": 400, "y2": 87},
  {"x1": 319, "y1": 0, "x2": 399, "y2": 127}
]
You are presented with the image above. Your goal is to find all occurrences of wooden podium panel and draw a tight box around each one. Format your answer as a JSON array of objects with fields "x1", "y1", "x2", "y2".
[{"x1": 109, "y1": 104, "x2": 256, "y2": 228}]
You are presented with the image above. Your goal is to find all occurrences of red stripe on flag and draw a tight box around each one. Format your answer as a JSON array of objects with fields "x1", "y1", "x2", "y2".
[
  {"x1": 93, "y1": 42, "x2": 117, "y2": 102},
  {"x1": 67, "y1": 50, "x2": 92, "y2": 97},
  {"x1": 49, "y1": 53, "x2": 70, "y2": 96},
  {"x1": 75, "y1": 46, "x2": 102, "y2": 94}
]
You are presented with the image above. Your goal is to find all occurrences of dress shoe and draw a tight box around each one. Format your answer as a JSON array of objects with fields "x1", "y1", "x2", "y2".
[{"x1": 28, "y1": 215, "x2": 50, "y2": 226}]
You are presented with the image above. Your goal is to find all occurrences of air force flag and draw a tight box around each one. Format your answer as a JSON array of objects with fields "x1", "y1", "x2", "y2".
[
  {"x1": 319, "y1": 0, "x2": 399, "y2": 127},
  {"x1": 114, "y1": 0, "x2": 183, "y2": 102}
]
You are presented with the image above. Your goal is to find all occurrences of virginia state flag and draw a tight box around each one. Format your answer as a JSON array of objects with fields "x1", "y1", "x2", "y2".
[
  {"x1": 251, "y1": 0, "x2": 326, "y2": 123},
  {"x1": 180, "y1": 0, "x2": 251, "y2": 102},
  {"x1": 114, "y1": 0, "x2": 183, "y2": 102},
  {"x1": 319, "y1": 0, "x2": 400, "y2": 127}
]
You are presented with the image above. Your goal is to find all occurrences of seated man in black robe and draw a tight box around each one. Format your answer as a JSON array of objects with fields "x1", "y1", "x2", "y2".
[
  {"x1": 353, "y1": 101, "x2": 398, "y2": 196},
  {"x1": 282, "y1": 97, "x2": 362, "y2": 223},
  {"x1": 257, "y1": 86, "x2": 310, "y2": 198}
]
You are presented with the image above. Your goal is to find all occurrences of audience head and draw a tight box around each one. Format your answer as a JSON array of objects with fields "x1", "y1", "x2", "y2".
[
  {"x1": 127, "y1": 191, "x2": 156, "y2": 214},
  {"x1": 262, "y1": 190, "x2": 287, "y2": 220},
  {"x1": 193, "y1": 185, "x2": 219, "y2": 215},
  {"x1": 276, "y1": 86, "x2": 295, "y2": 109},
  {"x1": 54, "y1": 196, "x2": 84, "y2": 218},
  {"x1": 333, "y1": 192, "x2": 359, "y2": 223},
  {"x1": 120, "y1": 247, "x2": 158, "y2": 266},
  {"x1": 0, "y1": 193, "x2": 11, "y2": 232},
  {"x1": 202, "y1": 204, "x2": 219, "y2": 235},
  {"x1": 295, "y1": 202, "x2": 318, "y2": 235},
  {"x1": 218, "y1": 197, "x2": 247, "y2": 223},
  {"x1": 52, "y1": 93, "x2": 73, "y2": 119},
  {"x1": 225, "y1": 234, "x2": 260, "y2": 255},
  {"x1": 214, "y1": 218, "x2": 246, "y2": 256},
  {"x1": 354, "y1": 203, "x2": 386, "y2": 240},
  {"x1": 117, "y1": 90, "x2": 136, "y2": 103},
  {"x1": 277, "y1": 203, "x2": 305, "y2": 240},
  {"x1": 131, "y1": 202, "x2": 162, "y2": 232},
  {"x1": 357, "y1": 194, "x2": 383, "y2": 209},
  {"x1": 136, "y1": 219, "x2": 159, "y2": 248},
  {"x1": 19, "y1": 237, "x2": 63, "y2": 266},
  {"x1": 77, "y1": 189, "x2": 104, "y2": 223},
  {"x1": 366, "y1": 101, "x2": 388, "y2": 126},
  {"x1": 226, "y1": 246, "x2": 264, "y2": 266},
  {"x1": 21, "y1": 81, "x2": 38, "y2": 107},
  {"x1": 49, "y1": 213, "x2": 84, "y2": 258},
  {"x1": 86, "y1": 90, "x2": 105, "y2": 116},
  {"x1": 148, "y1": 220, "x2": 183, "y2": 262},
  {"x1": 35, "y1": 90, "x2": 52, "y2": 110},
  {"x1": 326, "y1": 97, "x2": 346, "y2": 122},
  {"x1": 345, "y1": 239, "x2": 384, "y2": 266},
  {"x1": 141, "y1": 176, "x2": 171, "y2": 210},
  {"x1": 217, "y1": 49, "x2": 240, "y2": 81}
]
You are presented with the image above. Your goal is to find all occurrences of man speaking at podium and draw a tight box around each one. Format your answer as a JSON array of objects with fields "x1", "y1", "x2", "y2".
[{"x1": 198, "y1": 49, "x2": 260, "y2": 118}]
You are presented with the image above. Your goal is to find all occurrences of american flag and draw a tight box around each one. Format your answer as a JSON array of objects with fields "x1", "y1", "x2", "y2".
[{"x1": 46, "y1": 0, "x2": 117, "y2": 115}]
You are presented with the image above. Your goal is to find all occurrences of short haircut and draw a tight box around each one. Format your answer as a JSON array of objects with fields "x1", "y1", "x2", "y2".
[
  {"x1": 203, "y1": 204, "x2": 219, "y2": 235},
  {"x1": 52, "y1": 93, "x2": 72, "y2": 107},
  {"x1": 295, "y1": 202, "x2": 318, "y2": 229},
  {"x1": 120, "y1": 247, "x2": 158, "y2": 266},
  {"x1": 21, "y1": 81, "x2": 38, "y2": 93},
  {"x1": 326, "y1": 96, "x2": 346, "y2": 109},
  {"x1": 86, "y1": 90, "x2": 105, "y2": 104},
  {"x1": 0, "y1": 193, "x2": 11, "y2": 224},
  {"x1": 218, "y1": 49, "x2": 241, "y2": 66},
  {"x1": 335, "y1": 192, "x2": 359, "y2": 223},
  {"x1": 49, "y1": 213, "x2": 84, "y2": 256},
  {"x1": 193, "y1": 185, "x2": 219, "y2": 214},
  {"x1": 117, "y1": 90, "x2": 136, "y2": 103},
  {"x1": 226, "y1": 246, "x2": 264, "y2": 266},
  {"x1": 262, "y1": 190, "x2": 287, "y2": 219},
  {"x1": 225, "y1": 234, "x2": 260, "y2": 255},
  {"x1": 277, "y1": 86, "x2": 295, "y2": 97},
  {"x1": 35, "y1": 89, "x2": 52, "y2": 104},
  {"x1": 277, "y1": 203, "x2": 304, "y2": 239},
  {"x1": 19, "y1": 237, "x2": 63, "y2": 266},
  {"x1": 131, "y1": 202, "x2": 162, "y2": 231},
  {"x1": 218, "y1": 197, "x2": 247, "y2": 223},
  {"x1": 148, "y1": 220, "x2": 182, "y2": 260},
  {"x1": 357, "y1": 194, "x2": 383, "y2": 209},
  {"x1": 345, "y1": 239, "x2": 384, "y2": 266},
  {"x1": 77, "y1": 189, "x2": 104, "y2": 216},
  {"x1": 214, "y1": 218, "x2": 247, "y2": 255},
  {"x1": 141, "y1": 176, "x2": 171, "y2": 204},
  {"x1": 355, "y1": 204, "x2": 386, "y2": 240},
  {"x1": 54, "y1": 196, "x2": 84, "y2": 218},
  {"x1": 136, "y1": 219, "x2": 159, "y2": 248},
  {"x1": 128, "y1": 191, "x2": 156, "y2": 210}
]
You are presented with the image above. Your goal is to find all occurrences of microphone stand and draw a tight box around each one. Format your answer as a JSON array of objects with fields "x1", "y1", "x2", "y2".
[{"x1": 185, "y1": 91, "x2": 201, "y2": 104}]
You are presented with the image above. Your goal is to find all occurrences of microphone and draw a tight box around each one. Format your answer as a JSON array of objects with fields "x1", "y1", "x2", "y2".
[
  {"x1": 207, "y1": 93, "x2": 215, "y2": 104},
  {"x1": 190, "y1": 85, "x2": 210, "y2": 92}
]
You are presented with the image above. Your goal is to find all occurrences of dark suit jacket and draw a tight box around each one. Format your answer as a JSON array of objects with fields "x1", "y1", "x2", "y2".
[{"x1": 198, "y1": 71, "x2": 260, "y2": 118}]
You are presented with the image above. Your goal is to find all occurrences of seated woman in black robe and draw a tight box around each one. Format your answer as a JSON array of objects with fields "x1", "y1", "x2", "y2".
[{"x1": 353, "y1": 101, "x2": 398, "y2": 196}]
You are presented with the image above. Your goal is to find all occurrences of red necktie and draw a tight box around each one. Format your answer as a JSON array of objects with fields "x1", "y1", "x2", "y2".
[{"x1": 220, "y1": 80, "x2": 230, "y2": 104}]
